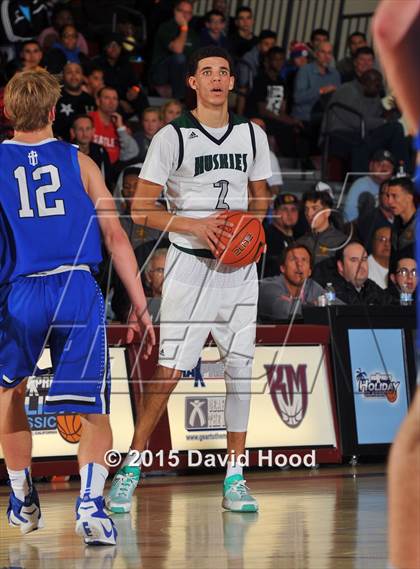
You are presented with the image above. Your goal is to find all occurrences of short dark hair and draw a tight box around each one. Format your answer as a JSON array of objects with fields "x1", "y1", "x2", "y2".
[
  {"x1": 71, "y1": 114, "x2": 93, "y2": 128},
  {"x1": 302, "y1": 190, "x2": 333, "y2": 209},
  {"x1": 97, "y1": 85, "x2": 118, "y2": 98},
  {"x1": 235, "y1": 5, "x2": 252, "y2": 17},
  {"x1": 84, "y1": 64, "x2": 104, "y2": 77},
  {"x1": 175, "y1": 0, "x2": 193, "y2": 8},
  {"x1": 123, "y1": 166, "x2": 141, "y2": 178},
  {"x1": 335, "y1": 240, "x2": 365, "y2": 263},
  {"x1": 354, "y1": 46, "x2": 375, "y2": 59},
  {"x1": 280, "y1": 243, "x2": 313, "y2": 266},
  {"x1": 187, "y1": 46, "x2": 234, "y2": 76},
  {"x1": 311, "y1": 28, "x2": 329, "y2": 41},
  {"x1": 21, "y1": 40, "x2": 42, "y2": 50},
  {"x1": 388, "y1": 176, "x2": 415, "y2": 195},
  {"x1": 349, "y1": 31, "x2": 366, "y2": 42},
  {"x1": 258, "y1": 30, "x2": 277, "y2": 42},
  {"x1": 205, "y1": 9, "x2": 225, "y2": 22},
  {"x1": 267, "y1": 46, "x2": 285, "y2": 59}
]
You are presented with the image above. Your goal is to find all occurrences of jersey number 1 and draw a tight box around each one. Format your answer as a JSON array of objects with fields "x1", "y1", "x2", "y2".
[
  {"x1": 214, "y1": 180, "x2": 230, "y2": 210},
  {"x1": 14, "y1": 165, "x2": 65, "y2": 218}
]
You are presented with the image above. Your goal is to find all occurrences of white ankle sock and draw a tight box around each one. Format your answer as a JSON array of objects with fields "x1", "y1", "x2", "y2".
[
  {"x1": 80, "y1": 463, "x2": 108, "y2": 499},
  {"x1": 7, "y1": 467, "x2": 32, "y2": 501},
  {"x1": 122, "y1": 449, "x2": 142, "y2": 468},
  {"x1": 226, "y1": 461, "x2": 243, "y2": 479}
]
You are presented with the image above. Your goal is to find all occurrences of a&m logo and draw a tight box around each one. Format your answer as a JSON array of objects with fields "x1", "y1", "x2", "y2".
[{"x1": 265, "y1": 364, "x2": 309, "y2": 428}]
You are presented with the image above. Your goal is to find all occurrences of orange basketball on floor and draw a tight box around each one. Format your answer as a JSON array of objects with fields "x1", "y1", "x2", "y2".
[
  {"x1": 56, "y1": 414, "x2": 83, "y2": 444},
  {"x1": 218, "y1": 211, "x2": 265, "y2": 267}
]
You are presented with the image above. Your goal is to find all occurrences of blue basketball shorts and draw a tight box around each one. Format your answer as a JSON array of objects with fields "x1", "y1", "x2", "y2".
[{"x1": 0, "y1": 268, "x2": 110, "y2": 414}]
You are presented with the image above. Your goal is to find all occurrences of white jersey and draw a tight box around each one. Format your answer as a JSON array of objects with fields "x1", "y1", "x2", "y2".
[{"x1": 139, "y1": 111, "x2": 272, "y2": 249}]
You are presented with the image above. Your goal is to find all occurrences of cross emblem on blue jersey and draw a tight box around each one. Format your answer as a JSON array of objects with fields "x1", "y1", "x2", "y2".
[{"x1": 28, "y1": 150, "x2": 38, "y2": 166}]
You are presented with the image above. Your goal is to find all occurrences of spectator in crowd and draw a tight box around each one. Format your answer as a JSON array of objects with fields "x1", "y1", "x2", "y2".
[
  {"x1": 38, "y1": 5, "x2": 89, "y2": 54},
  {"x1": 336, "y1": 31, "x2": 368, "y2": 81},
  {"x1": 388, "y1": 256, "x2": 417, "y2": 302},
  {"x1": 89, "y1": 86, "x2": 139, "y2": 165},
  {"x1": 83, "y1": 65, "x2": 105, "y2": 99},
  {"x1": 387, "y1": 176, "x2": 417, "y2": 272},
  {"x1": 334, "y1": 241, "x2": 386, "y2": 304},
  {"x1": 134, "y1": 107, "x2": 163, "y2": 162},
  {"x1": 246, "y1": 47, "x2": 303, "y2": 159},
  {"x1": 281, "y1": 42, "x2": 309, "y2": 112},
  {"x1": 342, "y1": 46, "x2": 375, "y2": 83},
  {"x1": 43, "y1": 24, "x2": 89, "y2": 75},
  {"x1": 356, "y1": 179, "x2": 394, "y2": 252},
  {"x1": 236, "y1": 30, "x2": 277, "y2": 102},
  {"x1": 323, "y1": 69, "x2": 409, "y2": 174},
  {"x1": 263, "y1": 194, "x2": 299, "y2": 278},
  {"x1": 54, "y1": 62, "x2": 96, "y2": 140},
  {"x1": 308, "y1": 28, "x2": 330, "y2": 55},
  {"x1": 258, "y1": 244, "x2": 325, "y2": 322},
  {"x1": 144, "y1": 248, "x2": 168, "y2": 322},
  {"x1": 193, "y1": 0, "x2": 235, "y2": 35},
  {"x1": 161, "y1": 99, "x2": 183, "y2": 125},
  {"x1": 297, "y1": 189, "x2": 347, "y2": 265},
  {"x1": 116, "y1": 17, "x2": 142, "y2": 57},
  {"x1": 13, "y1": 40, "x2": 44, "y2": 73},
  {"x1": 150, "y1": 0, "x2": 199, "y2": 99},
  {"x1": 367, "y1": 226, "x2": 391, "y2": 289},
  {"x1": 344, "y1": 149, "x2": 394, "y2": 221},
  {"x1": 0, "y1": 0, "x2": 49, "y2": 43},
  {"x1": 70, "y1": 114, "x2": 113, "y2": 191},
  {"x1": 199, "y1": 10, "x2": 229, "y2": 48},
  {"x1": 250, "y1": 117, "x2": 283, "y2": 195},
  {"x1": 292, "y1": 41, "x2": 340, "y2": 159},
  {"x1": 228, "y1": 5, "x2": 257, "y2": 58}
]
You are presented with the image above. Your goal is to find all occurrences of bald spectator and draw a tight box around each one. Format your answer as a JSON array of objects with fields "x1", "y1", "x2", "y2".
[
  {"x1": 368, "y1": 226, "x2": 391, "y2": 289},
  {"x1": 89, "y1": 87, "x2": 139, "y2": 165},
  {"x1": 54, "y1": 62, "x2": 96, "y2": 140},
  {"x1": 258, "y1": 244, "x2": 325, "y2": 322}
]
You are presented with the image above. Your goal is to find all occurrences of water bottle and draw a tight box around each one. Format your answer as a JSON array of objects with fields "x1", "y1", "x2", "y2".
[
  {"x1": 325, "y1": 282, "x2": 336, "y2": 306},
  {"x1": 400, "y1": 283, "x2": 413, "y2": 306}
]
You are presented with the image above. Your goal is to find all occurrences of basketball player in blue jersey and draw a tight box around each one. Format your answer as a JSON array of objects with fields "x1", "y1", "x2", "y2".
[
  {"x1": 107, "y1": 47, "x2": 272, "y2": 514},
  {"x1": 373, "y1": 5, "x2": 419, "y2": 569},
  {"x1": 0, "y1": 70, "x2": 155, "y2": 546}
]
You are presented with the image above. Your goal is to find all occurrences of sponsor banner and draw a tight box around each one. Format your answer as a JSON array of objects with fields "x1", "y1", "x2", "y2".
[
  {"x1": 167, "y1": 345, "x2": 337, "y2": 451},
  {"x1": 348, "y1": 329, "x2": 409, "y2": 445},
  {"x1": 0, "y1": 347, "x2": 134, "y2": 460}
]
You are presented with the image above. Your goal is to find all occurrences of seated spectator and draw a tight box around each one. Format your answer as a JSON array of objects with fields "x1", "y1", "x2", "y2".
[
  {"x1": 344, "y1": 149, "x2": 395, "y2": 221},
  {"x1": 334, "y1": 241, "x2": 386, "y2": 304},
  {"x1": 144, "y1": 248, "x2": 168, "y2": 322},
  {"x1": 0, "y1": 0, "x2": 49, "y2": 43},
  {"x1": 388, "y1": 176, "x2": 417, "y2": 272},
  {"x1": 9, "y1": 40, "x2": 44, "y2": 74},
  {"x1": 89, "y1": 87, "x2": 139, "y2": 165},
  {"x1": 388, "y1": 257, "x2": 417, "y2": 303},
  {"x1": 134, "y1": 107, "x2": 163, "y2": 162},
  {"x1": 150, "y1": 0, "x2": 199, "y2": 99},
  {"x1": 258, "y1": 244, "x2": 325, "y2": 322},
  {"x1": 70, "y1": 114, "x2": 113, "y2": 191},
  {"x1": 292, "y1": 41, "x2": 340, "y2": 161},
  {"x1": 308, "y1": 28, "x2": 330, "y2": 58},
  {"x1": 228, "y1": 5, "x2": 257, "y2": 58},
  {"x1": 368, "y1": 226, "x2": 391, "y2": 289},
  {"x1": 38, "y1": 5, "x2": 89, "y2": 55},
  {"x1": 341, "y1": 46, "x2": 375, "y2": 83},
  {"x1": 281, "y1": 42, "x2": 309, "y2": 113},
  {"x1": 43, "y1": 24, "x2": 89, "y2": 75},
  {"x1": 262, "y1": 193, "x2": 299, "y2": 278},
  {"x1": 297, "y1": 189, "x2": 347, "y2": 265},
  {"x1": 246, "y1": 47, "x2": 303, "y2": 159},
  {"x1": 54, "y1": 62, "x2": 96, "y2": 140},
  {"x1": 323, "y1": 69, "x2": 409, "y2": 174},
  {"x1": 161, "y1": 99, "x2": 183, "y2": 125},
  {"x1": 83, "y1": 65, "x2": 105, "y2": 99},
  {"x1": 235, "y1": 30, "x2": 277, "y2": 113},
  {"x1": 336, "y1": 32, "x2": 368, "y2": 81},
  {"x1": 356, "y1": 179, "x2": 394, "y2": 251},
  {"x1": 199, "y1": 10, "x2": 229, "y2": 48},
  {"x1": 193, "y1": 0, "x2": 235, "y2": 35},
  {"x1": 250, "y1": 118, "x2": 283, "y2": 196}
]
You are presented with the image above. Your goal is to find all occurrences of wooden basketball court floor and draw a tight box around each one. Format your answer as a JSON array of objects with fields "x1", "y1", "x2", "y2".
[{"x1": 0, "y1": 464, "x2": 388, "y2": 569}]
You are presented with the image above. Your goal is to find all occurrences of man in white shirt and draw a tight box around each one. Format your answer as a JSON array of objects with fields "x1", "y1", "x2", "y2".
[{"x1": 367, "y1": 226, "x2": 391, "y2": 288}]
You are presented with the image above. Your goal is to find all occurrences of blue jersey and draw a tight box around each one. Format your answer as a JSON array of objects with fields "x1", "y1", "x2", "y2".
[{"x1": 0, "y1": 138, "x2": 102, "y2": 283}]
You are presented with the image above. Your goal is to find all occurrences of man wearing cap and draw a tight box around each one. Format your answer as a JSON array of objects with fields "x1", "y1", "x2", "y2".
[
  {"x1": 344, "y1": 149, "x2": 395, "y2": 221},
  {"x1": 263, "y1": 193, "x2": 299, "y2": 277}
]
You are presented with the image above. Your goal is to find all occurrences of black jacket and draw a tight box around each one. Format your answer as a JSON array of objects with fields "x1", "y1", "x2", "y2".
[{"x1": 333, "y1": 276, "x2": 389, "y2": 305}]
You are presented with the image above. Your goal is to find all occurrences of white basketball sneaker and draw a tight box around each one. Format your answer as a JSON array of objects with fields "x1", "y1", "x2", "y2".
[
  {"x1": 7, "y1": 485, "x2": 44, "y2": 534},
  {"x1": 76, "y1": 495, "x2": 117, "y2": 546}
]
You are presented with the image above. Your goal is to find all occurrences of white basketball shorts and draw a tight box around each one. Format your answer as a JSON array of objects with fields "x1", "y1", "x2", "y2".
[{"x1": 158, "y1": 245, "x2": 258, "y2": 371}]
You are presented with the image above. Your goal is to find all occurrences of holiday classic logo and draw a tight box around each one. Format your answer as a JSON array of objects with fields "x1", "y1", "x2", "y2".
[{"x1": 355, "y1": 368, "x2": 400, "y2": 403}]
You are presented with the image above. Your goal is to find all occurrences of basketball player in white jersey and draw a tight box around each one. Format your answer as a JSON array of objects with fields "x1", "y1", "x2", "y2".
[{"x1": 107, "y1": 46, "x2": 272, "y2": 513}]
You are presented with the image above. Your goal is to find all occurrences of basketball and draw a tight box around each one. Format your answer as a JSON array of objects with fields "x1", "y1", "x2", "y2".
[
  {"x1": 56, "y1": 414, "x2": 83, "y2": 444},
  {"x1": 218, "y1": 211, "x2": 265, "y2": 267}
]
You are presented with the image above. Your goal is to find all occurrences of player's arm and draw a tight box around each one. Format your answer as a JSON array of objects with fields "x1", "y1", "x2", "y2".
[
  {"x1": 248, "y1": 179, "x2": 271, "y2": 219},
  {"x1": 78, "y1": 152, "x2": 155, "y2": 354},
  {"x1": 132, "y1": 178, "x2": 232, "y2": 257},
  {"x1": 373, "y1": 1, "x2": 420, "y2": 133}
]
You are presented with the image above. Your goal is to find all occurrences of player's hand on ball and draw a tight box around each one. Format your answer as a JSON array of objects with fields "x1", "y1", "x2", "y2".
[
  {"x1": 127, "y1": 306, "x2": 156, "y2": 359},
  {"x1": 191, "y1": 213, "x2": 233, "y2": 257}
]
